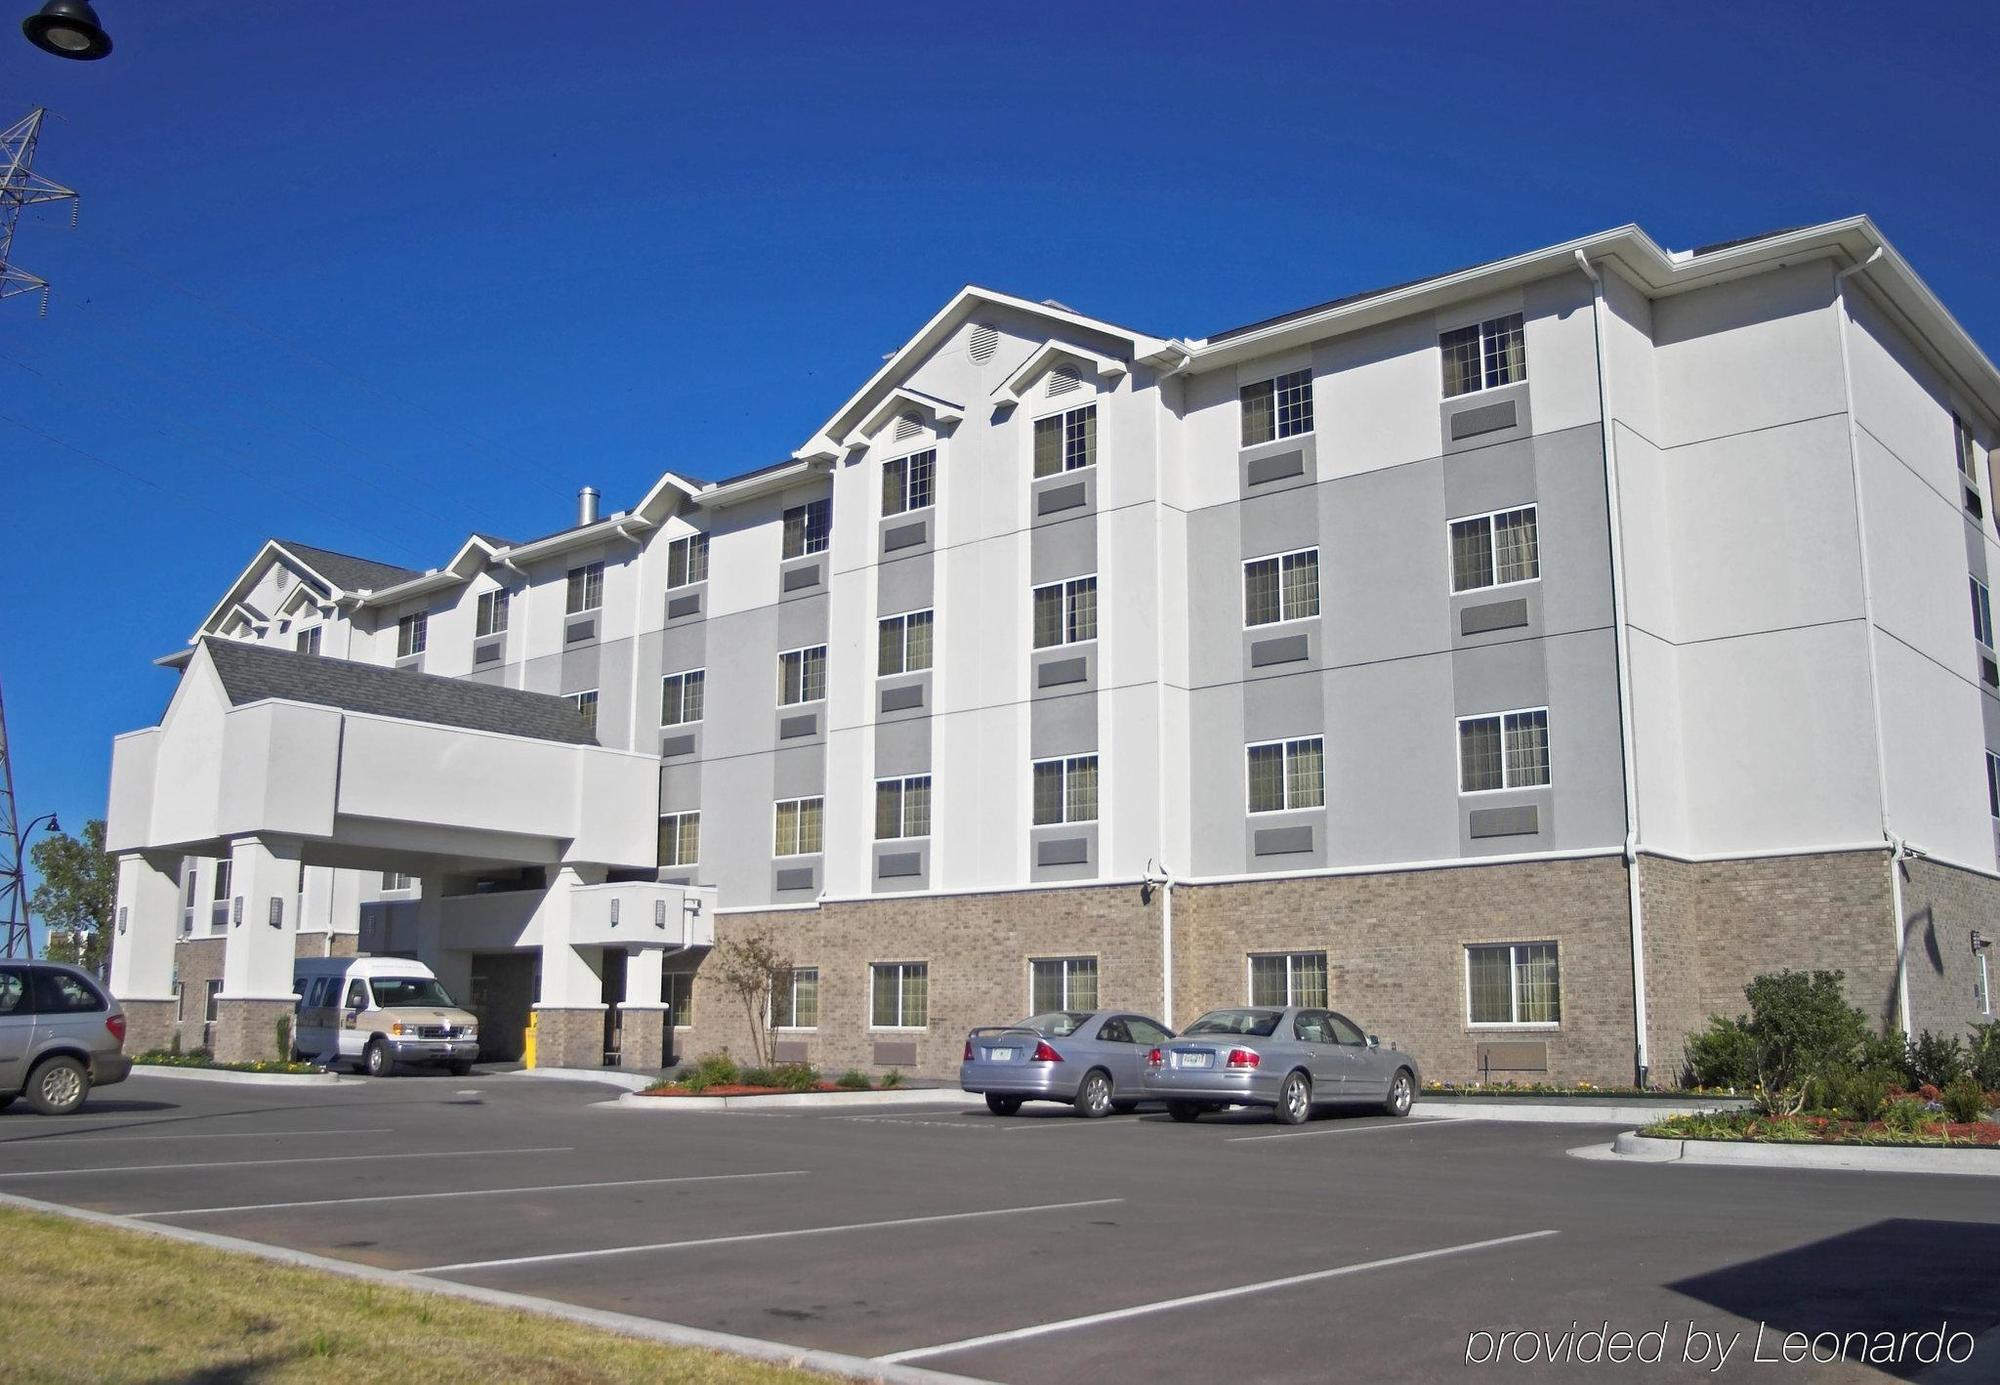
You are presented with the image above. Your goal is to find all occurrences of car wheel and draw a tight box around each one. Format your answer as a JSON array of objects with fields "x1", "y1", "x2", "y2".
[
  {"x1": 448, "y1": 1060, "x2": 474, "y2": 1077},
  {"x1": 363, "y1": 1040, "x2": 395, "y2": 1078},
  {"x1": 1383, "y1": 1067, "x2": 1414, "y2": 1118},
  {"x1": 984, "y1": 1094, "x2": 1023, "y2": 1116},
  {"x1": 1110, "y1": 1100, "x2": 1139, "y2": 1115},
  {"x1": 1075, "y1": 1069, "x2": 1114, "y2": 1119},
  {"x1": 1274, "y1": 1070, "x2": 1312, "y2": 1125},
  {"x1": 1167, "y1": 1101, "x2": 1202, "y2": 1123},
  {"x1": 26, "y1": 1056, "x2": 90, "y2": 1116}
]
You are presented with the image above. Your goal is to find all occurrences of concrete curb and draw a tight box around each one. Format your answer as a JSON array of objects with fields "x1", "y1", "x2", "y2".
[
  {"x1": 0, "y1": 1190, "x2": 990, "y2": 1385},
  {"x1": 1589, "y1": 1130, "x2": 2000, "y2": 1176},
  {"x1": 615, "y1": 1086, "x2": 977, "y2": 1111},
  {"x1": 1417, "y1": 1099, "x2": 1735, "y2": 1124},
  {"x1": 129, "y1": 1065, "x2": 345, "y2": 1088},
  {"x1": 505, "y1": 1067, "x2": 660, "y2": 1093}
]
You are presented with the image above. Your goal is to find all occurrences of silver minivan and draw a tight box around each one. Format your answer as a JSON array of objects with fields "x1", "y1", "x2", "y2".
[{"x1": 0, "y1": 961, "x2": 132, "y2": 1115}]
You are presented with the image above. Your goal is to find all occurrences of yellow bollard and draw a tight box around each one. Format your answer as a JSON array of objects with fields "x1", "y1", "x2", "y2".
[{"x1": 522, "y1": 1011, "x2": 538, "y2": 1069}]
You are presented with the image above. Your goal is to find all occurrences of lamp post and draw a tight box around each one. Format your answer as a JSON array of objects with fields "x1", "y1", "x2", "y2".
[
  {"x1": 20, "y1": 1, "x2": 111, "y2": 60},
  {"x1": 3, "y1": 811, "x2": 59, "y2": 959}
]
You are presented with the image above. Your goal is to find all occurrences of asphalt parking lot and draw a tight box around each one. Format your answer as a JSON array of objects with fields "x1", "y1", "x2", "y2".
[{"x1": 3, "y1": 1071, "x2": 1997, "y2": 1383}]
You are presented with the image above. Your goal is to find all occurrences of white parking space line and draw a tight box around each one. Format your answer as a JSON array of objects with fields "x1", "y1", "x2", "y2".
[
  {"x1": 1228, "y1": 1116, "x2": 1460, "y2": 1143},
  {"x1": 24, "y1": 1127, "x2": 396, "y2": 1146},
  {"x1": 414, "y1": 1197, "x2": 1124, "y2": 1276},
  {"x1": 0, "y1": 1146, "x2": 572, "y2": 1178},
  {"x1": 132, "y1": 1169, "x2": 810, "y2": 1219},
  {"x1": 876, "y1": 1229, "x2": 1562, "y2": 1363}
]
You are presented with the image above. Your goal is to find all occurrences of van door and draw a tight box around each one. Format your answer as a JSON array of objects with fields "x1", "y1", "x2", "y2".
[
  {"x1": 0, "y1": 965, "x2": 33, "y2": 1092},
  {"x1": 338, "y1": 977, "x2": 371, "y2": 1060},
  {"x1": 295, "y1": 977, "x2": 332, "y2": 1056}
]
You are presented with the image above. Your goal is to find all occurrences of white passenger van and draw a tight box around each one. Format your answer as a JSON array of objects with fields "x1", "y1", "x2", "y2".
[{"x1": 293, "y1": 956, "x2": 480, "y2": 1077}]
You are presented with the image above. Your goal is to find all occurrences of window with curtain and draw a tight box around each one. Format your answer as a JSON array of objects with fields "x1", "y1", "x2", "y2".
[
  {"x1": 657, "y1": 812, "x2": 700, "y2": 867},
  {"x1": 782, "y1": 499, "x2": 833, "y2": 558},
  {"x1": 1248, "y1": 951, "x2": 1327, "y2": 1007},
  {"x1": 475, "y1": 589, "x2": 510, "y2": 636},
  {"x1": 565, "y1": 562, "x2": 604, "y2": 614},
  {"x1": 1459, "y1": 709, "x2": 1548, "y2": 791},
  {"x1": 1033, "y1": 404, "x2": 1097, "y2": 478},
  {"x1": 666, "y1": 533, "x2": 709, "y2": 588},
  {"x1": 878, "y1": 609, "x2": 934, "y2": 676},
  {"x1": 1247, "y1": 737, "x2": 1325, "y2": 812},
  {"x1": 883, "y1": 448, "x2": 937, "y2": 516},
  {"x1": 1030, "y1": 957, "x2": 1098, "y2": 1013},
  {"x1": 774, "y1": 797, "x2": 824, "y2": 856},
  {"x1": 1032, "y1": 755, "x2": 1098, "y2": 825},
  {"x1": 772, "y1": 967, "x2": 818, "y2": 1028},
  {"x1": 396, "y1": 612, "x2": 427, "y2": 658},
  {"x1": 778, "y1": 645, "x2": 828, "y2": 705},
  {"x1": 660, "y1": 669, "x2": 705, "y2": 726},
  {"x1": 1239, "y1": 369, "x2": 1314, "y2": 446},
  {"x1": 874, "y1": 775, "x2": 931, "y2": 839},
  {"x1": 570, "y1": 690, "x2": 598, "y2": 738},
  {"x1": 1441, "y1": 313, "x2": 1527, "y2": 397},
  {"x1": 1243, "y1": 549, "x2": 1319, "y2": 627},
  {"x1": 1450, "y1": 506, "x2": 1539, "y2": 592},
  {"x1": 1467, "y1": 942, "x2": 1561, "y2": 1024},
  {"x1": 871, "y1": 962, "x2": 927, "y2": 1028},
  {"x1": 1032, "y1": 577, "x2": 1096, "y2": 648}
]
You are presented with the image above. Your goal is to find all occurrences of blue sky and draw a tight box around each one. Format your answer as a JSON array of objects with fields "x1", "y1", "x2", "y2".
[{"x1": 3, "y1": 1, "x2": 1997, "y2": 920}]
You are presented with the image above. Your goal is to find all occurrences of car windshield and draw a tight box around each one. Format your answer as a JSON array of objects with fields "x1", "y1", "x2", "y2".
[
  {"x1": 370, "y1": 977, "x2": 455, "y2": 1008},
  {"x1": 1019, "y1": 1012, "x2": 1094, "y2": 1037},
  {"x1": 1183, "y1": 1009, "x2": 1281, "y2": 1038}
]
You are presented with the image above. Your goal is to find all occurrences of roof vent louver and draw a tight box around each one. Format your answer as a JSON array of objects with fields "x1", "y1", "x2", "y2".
[
  {"x1": 1046, "y1": 364, "x2": 1082, "y2": 398},
  {"x1": 894, "y1": 410, "x2": 924, "y2": 441},
  {"x1": 968, "y1": 323, "x2": 998, "y2": 363}
]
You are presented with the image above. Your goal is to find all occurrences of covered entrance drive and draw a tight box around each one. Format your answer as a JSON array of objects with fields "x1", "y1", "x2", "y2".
[{"x1": 104, "y1": 638, "x2": 714, "y2": 1066}]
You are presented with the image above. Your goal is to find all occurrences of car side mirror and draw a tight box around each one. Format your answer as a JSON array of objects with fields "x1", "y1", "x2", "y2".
[{"x1": 1367, "y1": 1034, "x2": 1380, "y2": 1048}]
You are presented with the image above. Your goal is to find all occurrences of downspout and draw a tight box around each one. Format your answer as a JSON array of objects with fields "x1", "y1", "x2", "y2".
[
  {"x1": 1575, "y1": 251, "x2": 1650, "y2": 1087},
  {"x1": 1831, "y1": 247, "x2": 1912, "y2": 1038},
  {"x1": 1150, "y1": 348, "x2": 1193, "y2": 1027}
]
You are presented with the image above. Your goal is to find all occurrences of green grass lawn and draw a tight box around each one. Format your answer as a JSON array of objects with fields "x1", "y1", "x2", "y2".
[{"x1": 0, "y1": 1206, "x2": 831, "y2": 1384}]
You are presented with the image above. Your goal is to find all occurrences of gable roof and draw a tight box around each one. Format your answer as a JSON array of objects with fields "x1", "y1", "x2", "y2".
[
  {"x1": 200, "y1": 637, "x2": 598, "y2": 746},
  {"x1": 274, "y1": 541, "x2": 424, "y2": 594}
]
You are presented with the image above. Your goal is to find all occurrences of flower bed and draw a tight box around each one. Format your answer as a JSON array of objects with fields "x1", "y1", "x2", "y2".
[
  {"x1": 1643, "y1": 1109, "x2": 2000, "y2": 1148},
  {"x1": 134, "y1": 1050, "x2": 321, "y2": 1076},
  {"x1": 638, "y1": 1082, "x2": 857, "y2": 1098},
  {"x1": 1423, "y1": 1081, "x2": 1742, "y2": 1101}
]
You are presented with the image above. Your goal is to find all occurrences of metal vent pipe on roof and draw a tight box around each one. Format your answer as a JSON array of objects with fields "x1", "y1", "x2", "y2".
[{"x1": 577, "y1": 487, "x2": 599, "y2": 526}]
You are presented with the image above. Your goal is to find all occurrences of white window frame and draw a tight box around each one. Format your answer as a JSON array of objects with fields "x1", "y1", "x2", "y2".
[
  {"x1": 396, "y1": 612, "x2": 427, "y2": 658},
  {"x1": 1239, "y1": 368, "x2": 1315, "y2": 447},
  {"x1": 1440, "y1": 312, "x2": 1528, "y2": 399},
  {"x1": 1456, "y1": 707, "x2": 1551, "y2": 794},
  {"x1": 570, "y1": 689, "x2": 599, "y2": 736},
  {"x1": 658, "y1": 810, "x2": 700, "y2": 868},
  {"x1": 1986, "y1": 750, "x2": 1999, "y2": 821},
  {"x1": 770, "y1": 965, "x2": 820, "y2": 1031},
  {"x1": 783, "y1": 498, "x2": 833, "y2": 559},
  {"x1": 1244, "y1": 736, "x2": 1327, "y2": 814},
  {"x1": 475, "y1": 589, "x2": 510, "y2": 638},
  {"x1": 1028, "y1": 955, "x2": 1099, "y2": 1013},
  {"x1": 874, "y1": 775, "x2": 932, "y2": 841},
  {"x1": 565, "y1": 562, "x2": 605, "y2": 615},
  {"x1": 773, "y1": 796, "x2": 825, "y2": 857},
  {"x1": 1956, "y1": 413, "x2": 1980, "y2": 483},
  {"x1": 1031, "y1": 402, "x2": 1098, "y2": 478},
  {"x1": 1976, "y1": 950, "x2": 1992, "y2": 1017},
  {"x1": 869, "y1": 960, "x2": 928, "y2": 1031},
  {"x1": 1031, "y1": 575, "x2": 1098, "y2": 650},
  {"x1": 1974, "y1": 576, "x2": 1994, "y2": 650},
  {"x1": 1031, "y1": 754, "x2": 1099, "y2": 826},
  {"x1": 665, "y1": 971, "x2": 694, "y2": 1028},
  {"x1": 660, "y1": 669, "x2": 705, "y2": 727},
  {"x1": 1447, "y1": 505, "x2": 1540, "y2": 593},
  {"x1": 666, "y1": 532, "x2": 709, "y2": 590},
  {"x1": 1245, "y1": 951, "x2": 1328, "y2": 1007},
  {"x1": 777, "y1": 644, "x2": 828, "y2": 706},
  {"x1": 1464, "y1": 941, "x2": 1562, "y2": 1028},
  {"x1": 882, "y1": 447, "x2": 937, "y2": 517},
  {"x1": 878, "y1": 608, "x2": 934, "y2": 677},
  {"x1": 294, "y1": 626, "x2": 321, "y2": 655},
  {"x1": 1242, "y1": 547, "x2": 1320, "y2": 629},
  {"x1": 380, "y1": 871, "x2": 412, "y2": 892}
]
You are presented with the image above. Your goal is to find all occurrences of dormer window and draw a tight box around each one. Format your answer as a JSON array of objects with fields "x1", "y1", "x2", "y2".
[
  {"x1": 667, "y1": 533, "x2": 709, "y2": 588},
  {"x1": 294, "y1": 627, "x2": 321, "y2": 655},
  {"x1": 1033, "y1": 405, "x2": 1096, "y2": 478},
  {"x1": 783, "y1": 499, "x2": 832, "y2": 559},
  {"x1": 396, "y1": 612, "x2": 427, "y2": 659},
  {"x1": 882, "y1": 449, "x2": 936, "y2": 516},
  {"x1": 475, "y1": 589, "x2": 510, "y2": 638}
]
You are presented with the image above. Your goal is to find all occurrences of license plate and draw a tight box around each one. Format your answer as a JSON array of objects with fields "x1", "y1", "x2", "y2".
[
  {"x1": 1177, "y1": 1051, "x2": 1212, "y2": 1069},
  {"x1": 987, "y1": 1047, "x2": 1015, "y2": 1062}
]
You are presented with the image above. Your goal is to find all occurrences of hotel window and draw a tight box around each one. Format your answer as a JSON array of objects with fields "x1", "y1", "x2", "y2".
[
  {"x1": 1247, "y1": 737, "x2": 1326, "y2": 813},
  {"x1": 294, "y1": 626, "x2": 321, "y2": 655},
  {"x1": 871, "y1": 961, "x2": 928, "y2": 1028},
  {"x1": 475, "y1": 589, "x2": 510, "y2": 638},
  {"x1": 782, "y1": 498, "x2": 832, "y2": 558},
  {"x1": 1459, "y1": 709, "x2": 1550, "y2": 792},
  {"x1": 1032, "y1": 576, "x2": 1097, "y2": 649},
  {"x1": 381, "y1": 871, "x2": 412, "y2": 891},
  {"x1": 1450, "y1": 506, "x2": 1540, "y2": 592},
  {"x1": 1248, "y1": 951, "x2": 1328, "y2": 1007},
  {"x1": 660, "y1": 669, "x2": 705, "y2": 726},
  {"x1": 878, "y1": 609, "x2": 934, "y2": 676},
  {"x1": 1974, "y1": 577, "x2": 1994, "y2": 649},
  {"x1": 1977, "y1": 950, "x2": 1992, "y2": 1018},
  {"x1": 665, "y1": 972, "x2": 694, "y2": 1027},
  {"x1": 778, "y1": 645, "x2": 827, "y2": 705},
  {"x1": 1986, "y1": 751, "x2": 1999, "y2": 820},
  {"x1": 570, "y1": 690, "x2": 598, "y2": 737},
  {"x1": 1240, "y1": 369, "x2": 1314, "y2": 446},
  {"x1": 1030, "y1": 956, "x2": 1098, "y2": 1013},
  {"x1": 658, "y1": 811, "x2": 700, "y2": 867},
  {"x1": 1441, "y1": 313, "x2": 1527, "y2": 397},
  {"x1": 772, "y1": 966, "x2": 819, "y2": 1029},
  {"x1": 1031, "y1": 755, "x2": 1099, "y2": 826},
  {"x1": 565, "y1": 562, "x2": 604, "y2": 615},
  {"x1": 883, "y1": 448, "x2": 936, "y2": 516},
  {"x1": 1957, "y1": 414, "x2": 1980, "y2": 482},
  {"x1": 666, "y1": 532, "x2": 709, "y2": 589},
  {"x1": 774, "y1": 797, "x2": 824, "y2": 856},
  {"x1": 1243, "y1": 549, "x2": 1320, "y2": 627},
  {"x1": 1467, "y1": 942, "x2": 1562, "y2": 1025},
  {"x1": 213, "y1": 857, "x2": 232, "y2": 902},
  {"x1": 1033, "y1": 404, "x2": 1097, "y2": 478},
  {"x1": 875, "y1": 775, "x2": 931, "y2": 840},
  {"x1": 204, "y1": 979, "x2": 223, "y2": 1024},
  {"x1": 396, "y1": 612, "x2": 427, "y2": 658}
]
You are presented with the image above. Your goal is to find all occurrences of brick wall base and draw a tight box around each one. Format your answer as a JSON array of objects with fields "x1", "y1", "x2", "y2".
[
  {"x1": 212, "y1": 998, "x2": 298, "y2": 1066},
  {"x1": 534, "y1": 1006, "x2": 608, "y2": 1069},
  {"x1": 167, "y1": 937, "x2": 226, "y2": 1054},
  {"x1": 295, "y1": 931, "x2": 359, "y2": 958},
  {"x1": 120, "y1": 999, "x2": 177, "y2": 1057},
  {"x1": 617, "y1": 1006, "x2": 666, "y2": 1070},
  {"x1": 1897, "y1": 856, "x2": 2000, "y2": 1043}
]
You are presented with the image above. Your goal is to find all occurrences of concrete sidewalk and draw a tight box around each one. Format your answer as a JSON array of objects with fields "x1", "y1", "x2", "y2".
[{"x1": 1574, "y1": 1130, "x2": 2000, "y2": 1176}]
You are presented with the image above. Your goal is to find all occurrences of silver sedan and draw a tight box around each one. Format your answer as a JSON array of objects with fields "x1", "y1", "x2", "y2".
[
  {"x1": 961, "y1": 1010, "x2": 1176, "y2": 1117},
  {"x1": 1139, "y1": 1006, "x2": 1420, "y2": 1125}
]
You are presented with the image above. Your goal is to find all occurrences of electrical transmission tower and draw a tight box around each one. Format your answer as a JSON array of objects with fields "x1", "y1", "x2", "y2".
[
  {"x1": 0, "y1": 679, "x2": 32, "y2": 960},
  {"x1": 1, "y1": 107, "x2": 80, "y2": 316}
]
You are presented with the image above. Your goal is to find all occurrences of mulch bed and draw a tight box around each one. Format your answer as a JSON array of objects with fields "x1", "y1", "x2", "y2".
[{"x1": 637, "y1": 1083, "x2": 867, "y2": 1098}]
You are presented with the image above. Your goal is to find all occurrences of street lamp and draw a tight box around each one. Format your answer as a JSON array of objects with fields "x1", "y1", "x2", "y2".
[
  {"x1": 22, "y1": 812, "x2": 60, "y2": 838},
  {"x1": 21, "y1": 1, "x2": 111, "y2": 60}
]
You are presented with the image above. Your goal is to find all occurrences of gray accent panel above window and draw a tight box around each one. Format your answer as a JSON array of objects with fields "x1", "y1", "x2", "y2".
[
  {"x1": 1036, "y1": 837, "x2": 1090, "y2": 866},
  {"x1": 880, "y1": 682, "x2": 925, "y2": 712},
  {"x1": 1037, "y1": 481, "x2": 1088, "y2": 516},
  {"x1": 666, "y1": 592, "x2": 702, "y2": 620},
  {"x1": 779, "y1": 713, "x2": 818, "y2": 740},
  {"x1": 774, "y1": 865, "x2": 817, "y2": 893},
  {"x1": 1449, "y1": 399, "x2": 1518, "y2": 440},
  {"x1": 1253, "y1": 825, "x2": 1315, "y2": 856},
  {"x1": 1250, "y1": 634, "x2": 1310, "y2": 667},
  {"x1": 473, "y1": 638, "x2": 503, "y2": 665},
  {"x1": 883, "y1": 520, "x2": 928, "y2": 553},
  {"x1": 660, "y1": 732, "x2": 696, "y2": 759},
  {"x1": 1460, "y1": 598, "x2": 1531, "y2": 636},
  {"x1": 1246, "y1": 449, "x2": 1306, "y2": 486},
  {"x1": 873, "y1": 1039, "x2": 919, "y2": 1065},
  {"x1": 564, "y1": 618, "x2": 595, "y2": 644},
  {"x1": 877, "y1": 851, "x2": 922, "y2": 878},
  {"x1": 782, "y1": 562, "x2": 822, "y2": 593},
  {"x1": 1037, "y1": 656, "x2": 1088, "y2": 688},
  {"x1": 1468, "y1": 804, "x2": 1540, "y2": 838}
]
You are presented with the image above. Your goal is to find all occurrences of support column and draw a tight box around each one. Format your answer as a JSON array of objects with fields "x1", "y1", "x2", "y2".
[
  {"x1": 108, "y1": 850, "x2": 183, "y2": 1054},
  {"x1": 618, "y1": 945, "x2": 667, "y2": 1071},
  {"x1": 530, "y1": 864, "x2": 607, "y2": 1069},
  {"x1": 413, "y1": 874, "x2": 472, "y2": 1008},
  {"x1": 214, "y1": 835, "x2": 303, "y2": 1064}
]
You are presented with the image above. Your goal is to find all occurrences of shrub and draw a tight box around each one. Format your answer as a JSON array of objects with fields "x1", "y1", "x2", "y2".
[
  {"x1": 1905, "y1": 1030, "x2": 1968, "y2": 1089},
  {"x1": 275, "y1": 1014, "x2": 293, "y2": 1063},
  {"x1": 835, "y1": 1069, "x2": 871, "y2": 1090},
  {"x1": 1966, "y1": 1022, "x2": 2000, "y2": 1092},
  {"x1": 1827, "y1": 1066, "x2": 1897, "y2": 1122},
  {"x1": 680, "y1": 1052, "x2": 740, "y2": 1093},
  {"x1": 1742, "y1": 970, "x2": 1869, "y2": 1114},
  {"x1": 879, "y1": 1068, "x2": 905, "y2": 1089},
  {"x1": 1683, "y1": 1015, "x2": 1757, "y2": 1090},
  {"x1": 771, "y1": 1063, "x2": 820, "y2": 1092},
  {"x1": 1941, "y1": 1076, "x2": 1988, "y2": 1124},
  {"x1": 738, "y1": 1066, "x2": 778, "y2": 1089},
  {"x1": 1882, "y1": 1097, "x2": 1936, "y2": 1135},
  {"x1": 1857, "y1": 1029, "x2": 1913, "y2": 1085}
]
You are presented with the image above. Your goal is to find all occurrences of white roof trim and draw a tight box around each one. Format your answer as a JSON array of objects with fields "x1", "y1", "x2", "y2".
[
  {"x1": 991, "y1": 339, "x2": 1128, "y2": 408},
  {"x1": 841, "y1": 387, "x2": 966, "y2": 451},
  {"x1": 694, "y1": 458, "x2": 830, "y2": 508}
]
